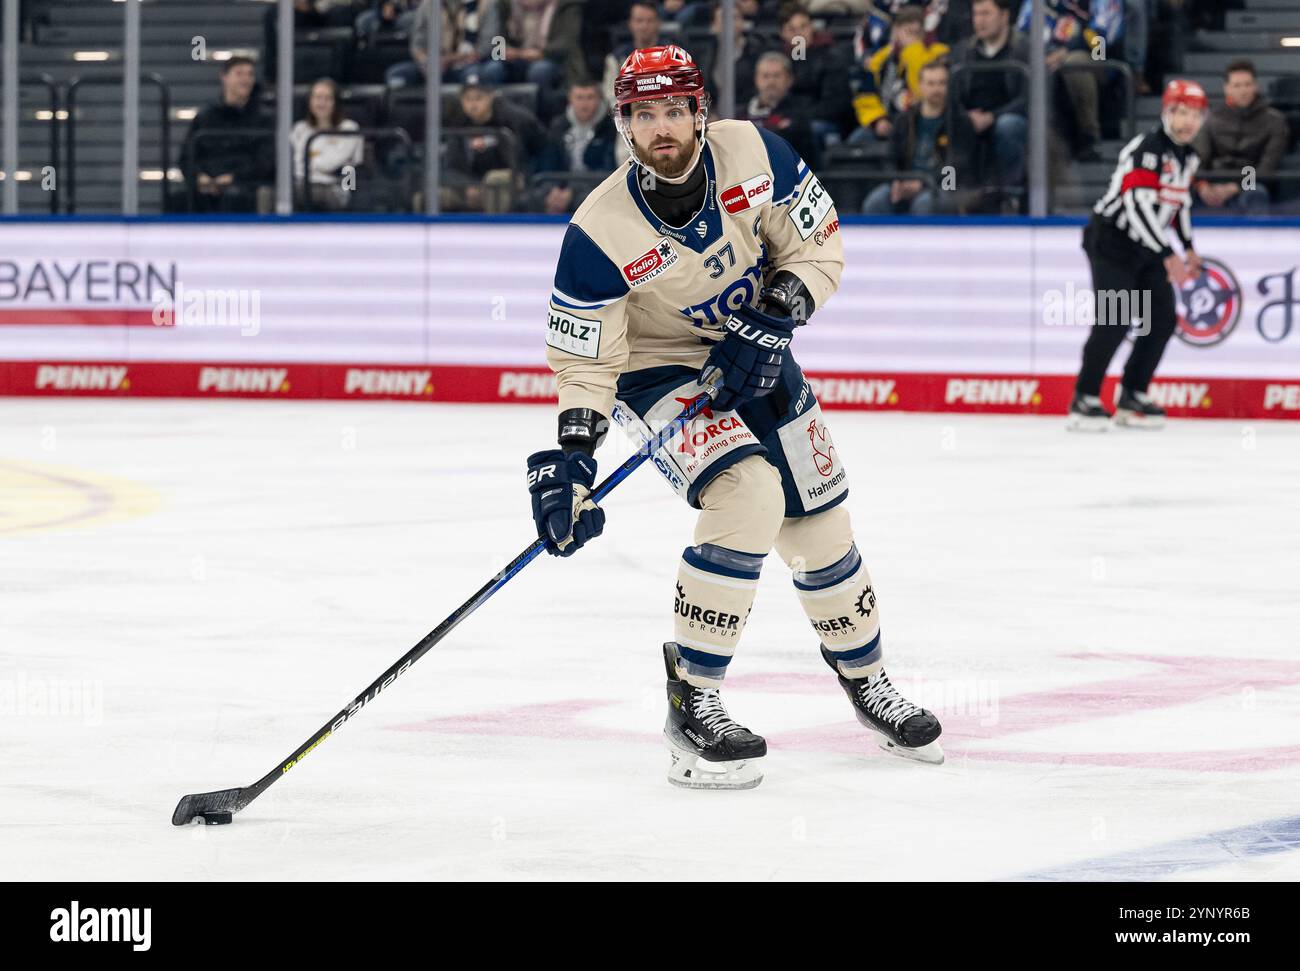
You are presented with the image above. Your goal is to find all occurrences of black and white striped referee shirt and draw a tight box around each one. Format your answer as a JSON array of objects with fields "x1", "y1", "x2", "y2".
[{"x1": 1093, "y1": 125, "x2": 1199, "y2": 259}]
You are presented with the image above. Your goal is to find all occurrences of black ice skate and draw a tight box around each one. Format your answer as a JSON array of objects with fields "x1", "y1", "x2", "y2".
[
  {"x1": 821, "y1": 645, "x2": 944, "y2": 765},
  {"x1": 1113, "y1": 386, "x2": 1166, "y2": 429},
  {"x1": 1066, "y1": 393, "x2": 1111, "y2": 432},
  {"x1": 663, "y1": 643, "x2": 766, "y2": 790}
]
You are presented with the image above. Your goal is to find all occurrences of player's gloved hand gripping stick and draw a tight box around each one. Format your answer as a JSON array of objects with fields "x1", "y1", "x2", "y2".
[{"x1": 170, "y1": 369, "x2": 723, "y2": 826}]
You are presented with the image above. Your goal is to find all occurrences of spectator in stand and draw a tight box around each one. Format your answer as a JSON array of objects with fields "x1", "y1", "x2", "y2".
[
  {"x1": 262, "y1": 1, "x2": 361, "y2": 81},
  {"x1": 862, "y1": 59, "x2": 980, "y2": 214},
  {"x1": 441, "y1": 71, "x2": 548, "y2": 211},
  {"x1": 849, "y1": 6, "x2": 949, "y2": 144},
  {"x1": 1124, "y1": 0, "x2": 1154, "y2": 94},
  {"x1": 953, "y1": 0, "x2": 1029, "y2": 202},
  {"x1": 740, "y1": 52, "x2": 819, "y2": 165},
  {"x1": 180, "y1": 57, "x2": 275, "y2": 213},
  {"x1": 1193, "y1": 60, "x2": 1290, "y2": 215},
  {"x1": 602, "y1": 2, "x2": 663, "y2": 104},
  {"x1": 851, "y1": 1, "x2": 972, "y2": 56},
  {"x1": 387, "y1": 0, "x2": 502, "y2": 88},
  {"x1": 1016, "y1": 0, "x2": 1102, "y2": 161},
  {"x1": 778, "y1": 4, "x2": 854, "y2": 147},
  {"x1": 703, "y1": 0, "x2": 770, "y2": 109},
  {"x1": 533, "y1": 81, "x2": 618, "y2": 214},
  {"x1": 355, "y1": 0, "x2": 420, "y2": 41},
  {"x1": 291, "y1": 78, "x2": 364, "y2": 211},
  {"x1": 495, "y1": 0, "x2": 588, "y2": 118}
]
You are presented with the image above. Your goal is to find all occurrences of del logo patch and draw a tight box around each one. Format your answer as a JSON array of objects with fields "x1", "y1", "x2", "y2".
[
  {"x1": 546, "y1": 309, "x2": 602, "y2": 358},
  {"x1": 719, "y1": 173, "x2": 773, "y2": 214},
  {"x1": 623, "y1": 238, "x2": 679, "y2": 287}
]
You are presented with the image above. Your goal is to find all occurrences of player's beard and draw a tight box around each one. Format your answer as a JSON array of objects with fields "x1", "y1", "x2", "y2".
[{"x1": 634, "y1": 132, "x2": 696, "y2": 180}]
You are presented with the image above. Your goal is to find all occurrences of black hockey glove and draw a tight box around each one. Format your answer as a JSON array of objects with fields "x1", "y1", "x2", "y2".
[
  {"x1": 526, "y1": 449, "x2": 605, "y2": 557},
  {"x1": 702, "y1": 302, "x2": 796, "y2": 412}
]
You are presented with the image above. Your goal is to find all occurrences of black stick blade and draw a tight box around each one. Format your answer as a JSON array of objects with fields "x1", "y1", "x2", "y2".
[{"x1": 172, "y1": 787, "x2": 245, "y2": 826}]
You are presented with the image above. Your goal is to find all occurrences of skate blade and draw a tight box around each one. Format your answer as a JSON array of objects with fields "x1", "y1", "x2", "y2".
[
  {"x1": 874, "y1": 734, "x2": 945, "y2": 765},
  {"x1": 1113, "y1": 410, "x2": 1165, "y2": 430},
  {"x1": 666, "y1": 739, "x2": 764, "y2": 790},
  {"x1": 1066, "y1": 414, "x2": 1110, "y2": 432}
]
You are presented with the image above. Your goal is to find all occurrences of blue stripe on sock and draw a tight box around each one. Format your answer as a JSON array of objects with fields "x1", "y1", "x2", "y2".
[
  {"x1": 830, "y1": 630, "x2": 881, "y2": 664},
  {"x1": 677, "y1": 644, "x2": 733, "y2": 669},
  {"x1": 682, "y1": 543, "x2": 764, "y2": 581},
  {"x1": 793, "y1": 545, "x2": 862, "y2": 591}
]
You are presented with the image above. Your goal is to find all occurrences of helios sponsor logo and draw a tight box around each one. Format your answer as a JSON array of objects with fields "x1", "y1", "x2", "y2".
[
  {"x1": 945, "y1": 379, "x2": 1041, "y2": 406},
  {"x1": 198, "y1": 367, "x2": 289, "y2": 394},
  {"x1": 35, "y1": 364, "x2": 129, "y2": 391},
  {"x1": 623, "y1": 239, "x2": 679, "y2": 287},
  {"x1": 809, "y1": 377, "x2": 897, "y2": 406},
  {"x1": 498, "y1": 371, "x2": 557, "y2": 400},
  {"x1": 152, "y1": 282, "x2": 261, "y2": 337},
  {"x1": 49, "y1": 901, "x2": 151, "y2": 951},
  {"x1": 1263, "y1": 384, "x2": 1300, "y2": 411},
  {"x1": 1146, "y1": 381, "x2": 1210, "y2": 409},
  {"x1": 343, "y1": 368, "x2": 434, "y2": 396}
]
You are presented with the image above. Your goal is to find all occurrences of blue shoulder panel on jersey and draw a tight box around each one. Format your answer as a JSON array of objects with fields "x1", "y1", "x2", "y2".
[
  {"x1": 757, "y1": 127, "x2": 808, "y2": 204},
  {"x1": 551, "y1": 223, "x2": 629, "y2": 310}
]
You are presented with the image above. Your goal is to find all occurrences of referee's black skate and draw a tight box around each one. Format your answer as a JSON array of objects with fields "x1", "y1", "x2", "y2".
[
  {"x1": 821, "y1": 645, "x2": 944, "y2": 764},
  {"x1": 663, "y1": 643, "x2": 766, "y2": 790},
  {"x1": 1066, "y1": 393, "x2": 1111, "y2": 432},
  {"x1": 1114, "y1": 386, "x2": 1166, "y2": 429}
]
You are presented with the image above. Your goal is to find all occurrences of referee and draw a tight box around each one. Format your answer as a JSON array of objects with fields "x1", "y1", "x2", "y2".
[{"x1": 1068, "y1": 80, "x2": 1209, "y2": 431}]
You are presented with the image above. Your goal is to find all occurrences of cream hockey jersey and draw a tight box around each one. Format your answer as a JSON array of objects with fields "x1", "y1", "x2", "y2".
[{"x1": 544, "y1": 119, "x2": 845, "y2": 418}]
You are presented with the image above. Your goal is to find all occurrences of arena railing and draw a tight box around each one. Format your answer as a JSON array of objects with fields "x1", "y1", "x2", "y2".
[
  {"x1": 182, "y1": 128, "x2": 277, "y2": 214},
  {"x1": 65, "y1": 73, "x2": 171, "y2": 214},
  {"x1": 947, "y1": 60, "x2": 1033, "y2": 212},
  {"x1": 22, "y1": 73, "x2": 60, "y2": 215},
  {"x1": 300, "y1": 126, "x2": 415, "y2": 212}
]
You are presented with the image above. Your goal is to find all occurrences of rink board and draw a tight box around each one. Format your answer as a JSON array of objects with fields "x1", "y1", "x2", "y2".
[{"x1": 1, "y1": 220, "x2": 1296, "y2": 418}]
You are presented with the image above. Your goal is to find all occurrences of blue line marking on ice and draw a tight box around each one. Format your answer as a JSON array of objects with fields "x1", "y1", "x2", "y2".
[{"x1": 1017, "y1": 813, "x2": 1300, "y2": 881}]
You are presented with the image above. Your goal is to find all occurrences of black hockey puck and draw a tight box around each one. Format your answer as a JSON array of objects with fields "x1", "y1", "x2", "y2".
[{"x1": 196, "y1": 812, "x2": 233, "y2": 825}]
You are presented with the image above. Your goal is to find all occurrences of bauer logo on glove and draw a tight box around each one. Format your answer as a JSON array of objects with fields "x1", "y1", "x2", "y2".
[
  {"x1": 703, "y1": 302, "x2": 797, "y2": 412},
  {"x1": 526, "y1": 450, "x2": 606, "y2": 556}
]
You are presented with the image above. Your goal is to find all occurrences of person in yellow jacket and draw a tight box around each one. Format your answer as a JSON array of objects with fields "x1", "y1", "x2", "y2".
[{"x1": 849, "y1": 5, "x2": 949, "y2": 143}]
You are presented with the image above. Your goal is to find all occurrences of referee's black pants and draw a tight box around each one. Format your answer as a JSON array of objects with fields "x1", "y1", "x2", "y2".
[{"x1": 1074, "y1": 222, "x2": 1178, "y2": 398}]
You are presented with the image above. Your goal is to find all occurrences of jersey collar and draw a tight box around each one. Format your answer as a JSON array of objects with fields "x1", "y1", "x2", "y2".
[{"x1": 627, "y1": 141, "x2": 724, "y2": 254}]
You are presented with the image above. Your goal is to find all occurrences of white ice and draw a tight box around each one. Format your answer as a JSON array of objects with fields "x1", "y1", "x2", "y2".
[{"x1": 2, "y1": 400, "x2": 1298, "y2": 881}]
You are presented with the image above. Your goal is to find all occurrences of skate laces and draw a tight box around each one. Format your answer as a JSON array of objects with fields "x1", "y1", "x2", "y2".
[
  {"x1": 692, "y1": 688, "x2": 746, "y2": 737},
  {"x1": 856, "y1": 671, "x2": 921, "y2": 728}
]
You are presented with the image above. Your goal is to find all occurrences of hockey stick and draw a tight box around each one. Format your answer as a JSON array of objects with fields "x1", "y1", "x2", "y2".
[{"x1": 171, "y1": 370, "x2": 722, "y2": 825}]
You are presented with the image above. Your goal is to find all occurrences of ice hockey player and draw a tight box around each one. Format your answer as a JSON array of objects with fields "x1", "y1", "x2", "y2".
[
  {"x1": 1068, "y1": 79, "x2": 1207, "y2": 431},
  {"x1": 524, "y1": 45, "x2": 942, "y2": 789}
]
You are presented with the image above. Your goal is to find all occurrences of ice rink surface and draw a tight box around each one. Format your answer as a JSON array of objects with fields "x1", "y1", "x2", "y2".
[{"x1": 2, "y1": 398, "x2": 1298, "y2": 882}]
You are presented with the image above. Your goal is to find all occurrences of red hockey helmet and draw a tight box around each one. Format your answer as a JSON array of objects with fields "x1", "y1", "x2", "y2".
[
  {"x1": 613, "y1": 45, "x2": 706, "y2": 113},
  {"x1": 1162, "y1": 79, "x2": 1208, "y2": 114}
]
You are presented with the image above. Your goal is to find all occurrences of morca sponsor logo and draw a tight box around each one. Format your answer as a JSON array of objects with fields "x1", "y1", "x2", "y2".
[
  {"x1": 198, "y1": 367, "x2": 289, "y2": 394},
  {"x1": 945, "y1": 379, "x2": 1041, "y2": 406},
  {"x1": 1263, "y1": 384, "x2": 1300, "y2": 411},
  {"x1": 35, "y1": 364, "x2": 129, "y2": 391},
  {"x1": 344, "y1": 368, "x2": 433, "y2": 396}
]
